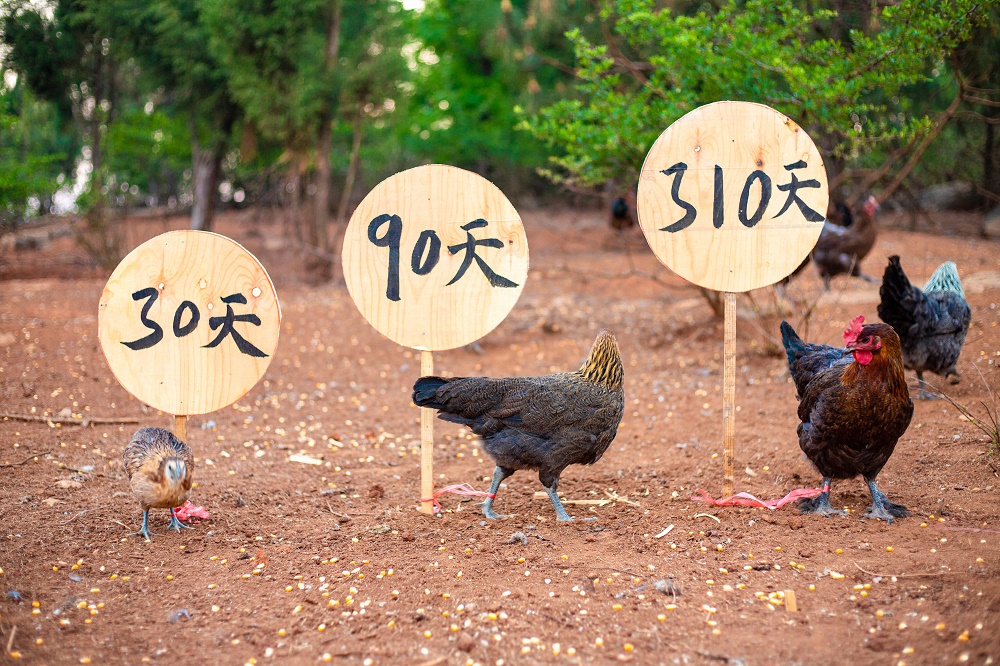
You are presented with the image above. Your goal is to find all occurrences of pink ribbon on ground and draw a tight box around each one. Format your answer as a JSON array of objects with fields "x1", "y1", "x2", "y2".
[
  {"x1": 420, "y1": 483, "x2": 496, "y2": 513},
  {"x1": 690, "y1": 487, "x2": 822, "y2": 510},
  {"x1": 173, "y1": 500, "x2": 211, "y2": 522}
]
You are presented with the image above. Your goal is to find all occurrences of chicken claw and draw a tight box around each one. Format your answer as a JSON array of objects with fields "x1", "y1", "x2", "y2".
[
  {"x1": 862, "y1": 479, "x2": 909, "y2": 524},
  {"x1": 797, "y1": 480, "x2": 846, "y2": 518},
  {"x1": 168, "y1": 508, "x2": 195, "y2": 532},
  {"x1": 130, "y1": 509, "x2": 153, "y2": 541}
]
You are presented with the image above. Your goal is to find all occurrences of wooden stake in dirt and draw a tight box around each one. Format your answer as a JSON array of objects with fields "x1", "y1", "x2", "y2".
[
  {"x1": 174, "y1": 415, "x2": 187, "y2": 444},
  {"x1": 342, "y1": 165, "x2": 529, "y2": 515},
  {"x1": 722, "y1": 292, "x2": 737, "y2": 496},
  {"x1": 419, "y1": 350, "x2": 435, "y2": 514},
  {"x1": 784, "y1": 589, "x2": 798, "y2": 613},
  {"x1": 636, "y1": 102, "x2": 829, "y2": 498},
  {"x1": 98, "y1": 231, "x2": 281, "y2": 441}
]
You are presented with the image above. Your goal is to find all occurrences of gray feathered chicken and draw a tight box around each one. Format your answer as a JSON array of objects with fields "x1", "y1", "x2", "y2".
[
  {"x1": 877, "y1": 255, "x2": 971, "y2": 399},
  {"x1": 412, "y1": 330, "x2": 624, "y2": 521},
  {"x1": 123, "y1": 427, "x2": 194, "y2": 540}
]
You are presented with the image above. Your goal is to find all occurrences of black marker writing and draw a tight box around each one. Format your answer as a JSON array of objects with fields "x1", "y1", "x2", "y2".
[
  {"x1": 368, "y1": 213, "x2": 403, "y2": 302},
  {"x1": 204, "y1": 293, "x2": 268, "y2": 358},
  {"x1": 659, "y1": 163, "x2": 697, "y2": 232},
  {"x1": 121, "y1": 287, "x2": 164, "y2": 351}
]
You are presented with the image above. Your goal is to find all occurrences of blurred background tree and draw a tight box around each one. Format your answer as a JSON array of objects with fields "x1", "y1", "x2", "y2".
[
  {"x1": 0, "y1": 0, "x2": 997, "y2": 277},
  {"x1": 523, "y1": 0, "x2": 990, "y2": 203}
]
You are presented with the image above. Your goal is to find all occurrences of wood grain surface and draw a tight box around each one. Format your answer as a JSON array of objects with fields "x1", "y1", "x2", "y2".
[
  {"x1": 637, "y1": 101, "x2": 829, "y2": 292},
  {"x1": 342, "y1": 164, "x2": 528, "y2": 351},
  {"x1": 98, "y1": 230, "x2": 280, "y2": 416}
]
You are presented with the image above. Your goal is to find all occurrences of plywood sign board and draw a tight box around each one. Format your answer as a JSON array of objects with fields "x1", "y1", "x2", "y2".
[
  {"x1": 99, "y1": 231, "x2": 280, "y2": 416},
  {"x1": 342, "y1": 164, "x2": 529, "y2": 352},
  {"x1": 637, "y1": 101, "x2": 829, "y2": 293}
]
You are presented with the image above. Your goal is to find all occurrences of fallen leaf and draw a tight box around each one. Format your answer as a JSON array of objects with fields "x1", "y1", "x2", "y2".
[
  {"x1": 55, "y1": 479, "x2": 82, "y2": 489},
  {"x1": 42, "y1": 497, "x2": 62, "y2": 507}
]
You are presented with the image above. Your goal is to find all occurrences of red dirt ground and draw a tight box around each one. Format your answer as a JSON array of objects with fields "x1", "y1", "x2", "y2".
[{"x1": 0, "y1": 208, "x2": 998, "y2": 665}]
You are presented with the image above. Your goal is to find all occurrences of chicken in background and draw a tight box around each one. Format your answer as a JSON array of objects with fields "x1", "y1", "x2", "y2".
[
  {"x1": 781, "y1": 315, "x2": 913, "y2": 523},
  {"x1": 877, "y1": 255, "x2": 971, "y2": 399},
  {"x1": 123, "y1": 427, "x2": 194, "y2": 540},
  {"x1": 412, "y1": 330, "x2": 624, "y2": 521},
  {"x1": 811, "y1": 196, "x2": 880, "y2": 288},
  {"x1": 779, "y1": 196, "x2": 880, "y2": 291},
  {"x1": 609, "y1": 193, "x2": 637, "y2": 231}
]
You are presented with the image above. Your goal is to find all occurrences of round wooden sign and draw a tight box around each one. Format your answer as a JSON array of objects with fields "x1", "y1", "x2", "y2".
[
  {"x1": 343, "y1": 164, "x2": 529, "y2": 351},
  {"x1": 637, "y1": 101, "x2": 829, "y2": 293},
  {"x1": 98, "y1": 230, "x2": 280, "y2": 416}
]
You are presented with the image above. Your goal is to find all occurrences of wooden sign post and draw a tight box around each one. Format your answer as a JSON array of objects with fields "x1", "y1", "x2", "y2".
[
  {"x1": 637, "y1": 101, "x2": 829, "y2": 496},
  {"x1": 99, "y1": 231, "x2": 281, "y2": 434},
  {"x1": 342, "y1": 164, "x2": 529, "y2": 514}
]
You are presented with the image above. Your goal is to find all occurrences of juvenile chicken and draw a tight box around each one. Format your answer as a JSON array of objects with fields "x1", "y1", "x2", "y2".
[
  {"x1": 877, "y1": 255, "x2": 971, "y2": 399},
  {"x1": 781, "y1": 316, "x2": 913, "y2": 523},
  {"x1": 123, "y1": 427, "x2": 194, "y2": 540},
  {"x1": 412, "y1": 330, "x2": 624, "y2": 521}
]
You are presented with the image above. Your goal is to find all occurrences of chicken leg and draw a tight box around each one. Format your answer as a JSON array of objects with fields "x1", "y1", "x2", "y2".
[
  {"x1": 543, "y1": 481, "x2": 574, "y2": 522},
  {"x1": 915, "y1": 370, "x2": 938, "y2": 400},
  {"x1": 482, "y1": 466, "x2": 513, "y2": 520},
  {"x1": 797, "y1": 477, "x2": 846, "y2": 517},
  {"x1": 862, "y1": 478, "x2": 909, "y2": 524},
  {"x1": 132, "y1": 509, "x2": 153, "y2": 541},
  {"x1": 168, "y1": 508, "x2": 194, "y2": 533}
]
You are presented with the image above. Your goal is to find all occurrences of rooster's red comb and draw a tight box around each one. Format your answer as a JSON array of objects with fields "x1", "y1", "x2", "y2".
[{"x1": 843, "y1": 315, "x2": 865, "y2": 346}]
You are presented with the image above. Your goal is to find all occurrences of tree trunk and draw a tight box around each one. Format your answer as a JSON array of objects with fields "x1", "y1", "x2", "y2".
[
  {"x1": 190, "y1": 142, "x2": 221, "y2": 232},
  {"x1": 985, "y1": 112, "x2": 996, "y2": 205},
  {"x1": 313, "y1": 122, "x2": 332, "y2": 252},
  {"x1": 331, "y1": 102, "x2": 364, "y2": 258},
  {"x1": 289, "y1": 151, "x2": 303, "y2": 242},
  {"x1": 306, "y1": 1, "x2": 342, "y2": 282}
]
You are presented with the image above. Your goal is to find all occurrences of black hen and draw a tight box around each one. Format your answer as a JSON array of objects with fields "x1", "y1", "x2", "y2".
[
  {"x1": 877, "y1": 255, "x2": 971, "y2": 399},
  {"x1": 412, "y1": 330, "x2": 624, "y2": 521}
]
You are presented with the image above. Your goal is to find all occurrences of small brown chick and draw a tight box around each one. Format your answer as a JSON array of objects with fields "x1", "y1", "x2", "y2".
[{"x1": 123, "y1": 427, "x2": 194, "y2": 540}]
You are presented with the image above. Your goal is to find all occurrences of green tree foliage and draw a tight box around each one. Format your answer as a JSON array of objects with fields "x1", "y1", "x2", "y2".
[
  {"x1": 89, "y1": 0, "x2": 241, "y2": 230},
  {"x1": 202, "y1": 0, "x2": 410, "y2": 268},
  {"x1": 524, "y1": 0, "x2": 988, "y2": 193},
  {"x1": 409, "y1": 0, "x2": 595, "y2": 192},
  {"x1": 0, "y1": 85, "x2": 66, "y2": 231},
  {"x1": 102, "y1": 105, "x2": 191, "y2": 206}
]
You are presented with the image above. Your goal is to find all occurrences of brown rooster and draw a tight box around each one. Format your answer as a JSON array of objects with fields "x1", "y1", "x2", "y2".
[
  {"x1": 123, "y1": 427, "x2": 194, "y2": 540},
  {"x1": 412, "y1": 330, "x2": 624, "y2": 521},
  {"x1": 780, "y1": 315, "x2": 913, "y2": 523}
]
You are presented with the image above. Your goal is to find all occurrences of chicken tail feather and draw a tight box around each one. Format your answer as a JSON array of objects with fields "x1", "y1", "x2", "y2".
[
  {"x1": 779, "y1": 320, "x2": 804, "y2": 367},
  {"x1": 412, "y1": 376, "x2": 452, "y2": 409},
  {"x1": 877, "y1": 255, "x2": 917, "y2": 333}
]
